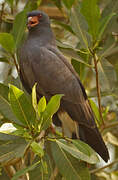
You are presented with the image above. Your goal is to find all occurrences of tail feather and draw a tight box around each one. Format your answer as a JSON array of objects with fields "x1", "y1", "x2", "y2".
[
  {"x1": 61, "y1": 99, "x2": 109, "y2": 162},
  {"x1": 79, "y1": 125, "x2": 109, "y2": 162}
]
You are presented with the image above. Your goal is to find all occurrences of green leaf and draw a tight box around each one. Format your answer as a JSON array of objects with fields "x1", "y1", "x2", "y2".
[
  {"x1": 55, "y1": 139, "x2": 99, "y2": 164},
  {"x1": 81, "y1": 0, "x2": 100, "y2": 40},
  {"x1": 12, "y1": 10, "x2": 27, "y2": 49},
  {"x1": 0, "y1": 133, "x2": 29, "y2": 164},
  {"x1": 12, "y1": 129, "x2": 32, "y2": 139},
  {"x1": 38, "y1": 96, "x2": 46, "y2": 116},
  {"x1": 70, "y1": 5, "x2": 91, "y2": 49},
  {"x1": 51, "y1": 140, "x2": 91, "y2": 180},
  {"x1": 41, "y1": 94, "x2": 63, "y2": 130},
  {"x1": 32, "y1": 83, "x2": 37, "y2": 112},
  {"x1": 12, "y1": 161, "x2": 40, "y2": 180},
  {"x1": 9, "y1": 84, "x2": 36, "y2": 127},
  {"x1": 102, "y1": 0, "x2": 118, "y2": 18},
  {"x1": 0, "y1": 33, "x2": 15, "y2": 53},
  {"x1": 65, "y1": 152, "x2": 91, "y2": 180},
  {"x1": 0, "y1": 83, "x2": 22, "y2": 125},
  {"x1": 89, "y1": 98, "x2": 100, "y2": 125},
  {"x1": 97, "y1": 58, "x2": 117, "y2": 92},
  {"x1": 29, "y1": 155, "x2": 52, "y2": 180},
  {"x1": 98, "y1": 12, "x2": 116, "y2": 39},
  {"x1": 53, "y1": 20, "x2": 75, "y2": 35},
  {"x1": 72, "y1": 140, "x2": 99, "y2": 163},
  {"x1": 71, "y1": 56, "x2": 88, "y2": 81},
  {"x1": 57, "y1": 41, "x2": 92, "y2": 67},
  {"x1": 31, "y1": 141, "x2": 44, "y2": 157},
  {"x1": 62, "y1": 0, "x2": 75, "y2": 9}
]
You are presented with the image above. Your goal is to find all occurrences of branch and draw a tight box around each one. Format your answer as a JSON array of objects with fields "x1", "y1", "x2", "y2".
[
  {"x1": 101, "y1": 122, "x2": 118, "y2": 133},
  {"x1": 90, "y1": 159, "x2": 118, "y2": 174},
  {"x1": 93, "y1": 53, "x2": 105, "y2": 126}
]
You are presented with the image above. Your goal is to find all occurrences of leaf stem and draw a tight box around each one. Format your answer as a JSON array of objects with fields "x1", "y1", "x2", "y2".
[
  {"x1": 93, "y1": 52, "x2": 105, "y2": 126},
  {"x1": 101, "y1": 122, "x2": 118, "y2": 132},
  {"x1": 90, "y1": 159, "x2": 118, "y2": 174}
]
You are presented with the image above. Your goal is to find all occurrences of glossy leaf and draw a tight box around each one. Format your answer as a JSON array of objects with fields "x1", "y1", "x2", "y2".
[
  {"x1": 12, "y1": 161, "x2": 40, "y2": 180},
  {"x1": 55, "y1": 139, "x2": 99, "y2": 164},
  {"x1": 70, "y1": 6, "x2": 90, "y2": 49},
  {"x1": 57, "y1": 41, "x2": 91, "y2": 67},
  {"x1": 0, "y1": 83, "x2": 22, "y2": 125},
  {"x1": 53, "y1": 20, "x2": 75, "y2": 35},
  {"x1": 89, "y1": 98, "x2": 100, "y2": 125},
  {"x1": 9, "y1": 84, "x2": 36, "y2": 127},
  {"x1": 12, "y1": 10, "x2": 27, "y2": 49},
  {"x1": 51, "y1": 140, "x2": 91, "y2": 180},
  {"x1": 32, "y1": 83, "x2": 37, "y2": 112},
  {"x1": 97, "y1": 58, "x2": 117, "y2": 92},
  {"x1": 100, "y1": 0, "x2": 118, "y2": 35},
  {"x1": 41, "y1": 94, "x2": 63, "y2": 130},
  {"x1": 102, "y1": 0, "x2": 118, "y2": 18},
  {"x1": 0, "y1": 33, "x2": 15, "y2": 53},
  {"x1": 64, "y1": 152, "x2": 91, "y2": 180},
  {"x1": 81, "y1": 0, "x2": 100, "y2": 40},
  {"x1": 31, "y1": 141, "x2": 44, "y2": 157},
  {"x1": 98, "y1": 12, "x2": 116, "y2": 39},
  {"x1": 29, "y1": 155, "x2": 52, "y2": 180},
  {"x1": 0, "y1": 133, "x2": 28, "y2": 164},
  {"x1": 38, "y1": 96, "x2": 46, "y2": 116}
]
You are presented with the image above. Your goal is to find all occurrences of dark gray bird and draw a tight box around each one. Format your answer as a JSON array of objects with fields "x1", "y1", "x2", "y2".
[{"x1": 19, "y1": 10, "x2": 109, "y2": 162}]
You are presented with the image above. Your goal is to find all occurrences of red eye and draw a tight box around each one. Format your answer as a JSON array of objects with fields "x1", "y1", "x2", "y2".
[{"x1": 38, "y1": 14, "x2": 42, "y2": 18}]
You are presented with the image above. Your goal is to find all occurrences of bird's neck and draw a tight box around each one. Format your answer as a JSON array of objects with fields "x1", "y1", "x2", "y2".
[{"x1": 28, "y1": 24, "x2": 56, "y2": 46}]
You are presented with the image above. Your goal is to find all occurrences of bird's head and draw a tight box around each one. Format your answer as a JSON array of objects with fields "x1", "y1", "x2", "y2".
[{"x1": 27, "y1": 10, "x2": 50, "y2": 30}]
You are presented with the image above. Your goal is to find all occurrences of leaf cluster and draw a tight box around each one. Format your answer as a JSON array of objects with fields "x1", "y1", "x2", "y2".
[{"x1": 0, "y1": 0, "x2": 118, "y2": 180}]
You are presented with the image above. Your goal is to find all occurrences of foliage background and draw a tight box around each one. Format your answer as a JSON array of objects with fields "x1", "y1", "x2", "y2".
[{"x1": 0, "y1": 0, "x2": 118, "y2": 179}]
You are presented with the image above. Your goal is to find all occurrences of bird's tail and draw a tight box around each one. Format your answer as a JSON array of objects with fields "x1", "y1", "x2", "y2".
[
  {"x1": 79, "y1": 124, "x2": 109, "y2": 162},
  {"x1": 78, "y1": 100, "x2": 109, "y2": 162}
]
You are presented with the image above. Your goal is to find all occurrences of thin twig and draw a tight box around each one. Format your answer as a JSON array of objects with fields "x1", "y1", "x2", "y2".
[
  {"x1": 93, "y1": 53, "x2": 105, "y2": 126},
  {"x1": 101, "y1": 122, "x2": 118, "y2": 133},
  {"x1": 90, "y1": 159, "x2": 118, "y2": 174}
]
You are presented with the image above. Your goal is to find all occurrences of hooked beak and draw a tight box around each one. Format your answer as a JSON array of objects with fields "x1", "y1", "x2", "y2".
[
  {"x1": 27, "y1": 16, "x2": 39, "y2": 29},
  {"x1": 27, "y1": 17, "x2": 32, "y2": 29}
]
